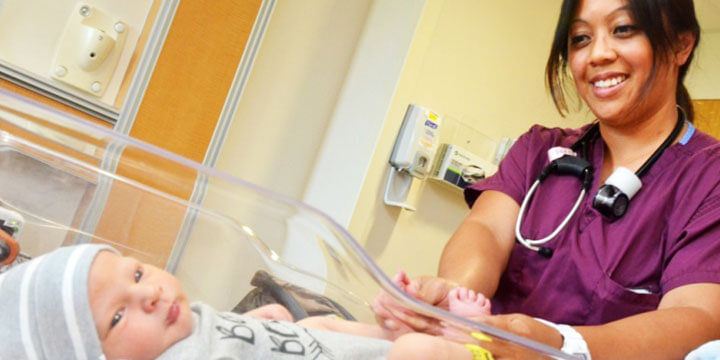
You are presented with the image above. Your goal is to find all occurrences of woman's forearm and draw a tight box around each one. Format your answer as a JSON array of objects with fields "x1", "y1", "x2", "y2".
[
  {"x1": 578, "y1": 306, "x2": 720, "y2": 360},
  {"x1": 439, "y1": 190, "x2": 519, "y2": 298},
  {"x1": 580, "y1": 284, "x2": 720, "y2": 359},
  {"x1": 438, "y1": 220, "x2": 512, "y2": 298}
]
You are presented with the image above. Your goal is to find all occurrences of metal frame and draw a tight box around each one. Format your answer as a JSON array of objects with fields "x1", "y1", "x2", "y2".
[{"x1": 0, "y1": 60, "x2": 118, "y2": 123}]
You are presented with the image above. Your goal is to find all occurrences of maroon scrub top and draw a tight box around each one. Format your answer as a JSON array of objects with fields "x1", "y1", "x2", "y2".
[{"x1": 465, "y1": 124, "x2": 720, "y2": 325}]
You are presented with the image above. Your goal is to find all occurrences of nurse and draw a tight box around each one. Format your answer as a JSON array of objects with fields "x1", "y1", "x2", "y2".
[{"x1": 373, "y1": 0, "x2": 720, "y2": 358}]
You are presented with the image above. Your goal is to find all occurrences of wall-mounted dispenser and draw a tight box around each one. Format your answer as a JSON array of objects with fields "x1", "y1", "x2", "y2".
[
  {"x1": 384, "y1": 104, "x2": 441, "y2": 211},
  {"x1": 431, "y1": 144, "x2": 498, "y2": 190},
  {"x1": 50, "y1": 3, "x2": 128, "y2": 97}
]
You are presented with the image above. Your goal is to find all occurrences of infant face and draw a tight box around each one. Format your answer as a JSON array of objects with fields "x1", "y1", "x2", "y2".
[{"x1": 88, "y1": 251, "x2": 194, "y2": 360}]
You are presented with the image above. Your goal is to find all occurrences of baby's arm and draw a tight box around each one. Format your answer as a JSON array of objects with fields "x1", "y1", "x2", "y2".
[
  {"x1": 297, "y1": 316, "x2": 396, "y2": 340},
  {"x1": 296, "y1": 270, "x2": 416, "y2": 340},
  {"x1": 243, "y1": 303, "x2": 294, "y2": 322},
  {"x1": 297, "y1": 316, "x2": 476, "y2": 359},
  {"x1": 296, "y1": 274, "x2": 494, "y2": 341}
]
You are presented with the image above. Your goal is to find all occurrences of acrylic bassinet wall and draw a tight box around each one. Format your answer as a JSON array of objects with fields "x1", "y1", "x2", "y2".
[{"x1": 0, "y1": 89, "x2": 577, "y2": 360}]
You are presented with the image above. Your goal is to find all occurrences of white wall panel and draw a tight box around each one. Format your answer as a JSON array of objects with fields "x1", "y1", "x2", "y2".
[{"x1": 0, "y1": 0, "x2": 153, "y2": 106}]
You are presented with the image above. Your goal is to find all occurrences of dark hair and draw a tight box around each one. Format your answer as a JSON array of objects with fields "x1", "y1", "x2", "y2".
[{"x1": 545, "y1": 0, "x2": 700, "y2": 121}]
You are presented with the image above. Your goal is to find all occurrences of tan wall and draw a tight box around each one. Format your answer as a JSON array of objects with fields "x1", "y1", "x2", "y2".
[
  {"x1": 691, "y1": 30, "x2": 720, "y2": 137},
  {"x1": 191, "y1": 0, "x2": 375, "y2": 308},
  {"x1": 688, "y1": 32, "x2": 720, "y2": 99},
  {"x1": 346, "y1": 0, "x2": 587, "y2": 279},
  {"x1": 214, "y1": 0, "x2": 373, "y2": 200},
  {"x1": 694, "y1": 100, "x2": 720, "y2": 138}
]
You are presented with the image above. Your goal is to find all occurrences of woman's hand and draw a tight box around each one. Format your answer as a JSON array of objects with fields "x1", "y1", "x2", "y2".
[
  {"x1": 371, "y1": 274, "x2": 459, "y2": 335},
  {"x1": 243, "y1": 303, "x2": 295, "y2": 322}
]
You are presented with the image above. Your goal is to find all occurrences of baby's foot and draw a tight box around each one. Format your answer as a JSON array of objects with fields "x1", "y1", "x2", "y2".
[{"x1": 447, "y1": 286, "x2": 491, "y2": 318}]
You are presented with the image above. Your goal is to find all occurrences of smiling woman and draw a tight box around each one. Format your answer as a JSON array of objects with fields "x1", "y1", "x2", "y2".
[
  {"x1": 371, "y1": 1, "x2": 720, "y2": 359},
  {"x1": 549, "y1": 0, "x2": 699, "y2": 122}
]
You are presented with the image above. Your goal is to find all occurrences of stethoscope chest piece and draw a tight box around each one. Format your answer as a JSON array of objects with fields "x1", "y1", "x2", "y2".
[{"x1": 593, "y1": 167, "x2": 641, "y2": 220}]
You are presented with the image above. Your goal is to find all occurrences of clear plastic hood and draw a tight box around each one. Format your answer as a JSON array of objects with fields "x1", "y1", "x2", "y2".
[{"x1": 0, "y1": 89, "x2": 578, "y2": 359}]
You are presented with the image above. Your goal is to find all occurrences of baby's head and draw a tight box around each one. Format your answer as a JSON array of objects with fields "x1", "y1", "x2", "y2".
[
  {"x1": 0, "y1": 244, "x2": 194, "y2": 360},
  {"x1": 88, "y1": 246, "x2": 194, "y2": 359}
]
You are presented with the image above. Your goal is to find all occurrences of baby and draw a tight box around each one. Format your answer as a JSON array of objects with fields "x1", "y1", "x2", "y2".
[{"x1": 0, "y1": 244, "x2": 491, "y2": 360}]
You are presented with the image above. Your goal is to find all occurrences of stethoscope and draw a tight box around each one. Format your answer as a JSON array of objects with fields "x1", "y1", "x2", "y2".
[{"x1": 515, "y1": 109, "x2": 687, "y2": 258}]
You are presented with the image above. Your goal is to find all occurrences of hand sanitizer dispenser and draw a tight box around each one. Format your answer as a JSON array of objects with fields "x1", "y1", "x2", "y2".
[
  {"x1": 389, "y1": 104, "x2": 441, "y2": 178},
  {"x1": 384, "y1": 104, "x2": 441, "y2": 210}
]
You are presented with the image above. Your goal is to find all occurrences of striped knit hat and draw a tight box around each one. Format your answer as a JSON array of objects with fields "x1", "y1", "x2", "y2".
[{"x1": 0, "y1": 244, "x2": 117, "y2": 360}]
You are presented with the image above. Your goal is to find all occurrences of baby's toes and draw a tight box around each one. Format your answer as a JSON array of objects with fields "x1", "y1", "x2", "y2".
[
  {"x1": 472, "y1": 292, "x2": 488, "y2": 306},
  {"x1": 458, "y1": 287, "x2": 470, "y2": 301},
  {"x1": 448, "y1": 287, "x2": 461, "y2": 301},
  {"x1": 393, "y1": 271, "x2": 409, "y2": 291},
  {"x1": 399, "y1": 270, "x2": 410, "y2": 283},
  {"x1": 392, "y1": 270, "x2": 404, "y2": 284}
]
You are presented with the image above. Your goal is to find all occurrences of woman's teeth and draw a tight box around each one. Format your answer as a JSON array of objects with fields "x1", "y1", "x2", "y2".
[{"x1": 593, "y1": 75, "x2": 626, "y2": 88}]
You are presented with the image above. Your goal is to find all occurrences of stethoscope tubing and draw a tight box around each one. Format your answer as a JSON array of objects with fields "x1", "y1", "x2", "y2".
[{"x1": 515, "y1": 180, "x2": 587, "y2": 251}]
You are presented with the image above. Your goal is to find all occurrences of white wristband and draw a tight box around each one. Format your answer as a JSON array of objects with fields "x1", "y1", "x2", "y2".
[{"x1": 534, "y1": 318, "x2": 592, "y2": 360}]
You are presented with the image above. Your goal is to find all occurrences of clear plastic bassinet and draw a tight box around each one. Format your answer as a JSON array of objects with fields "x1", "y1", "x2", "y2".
[{"x1": 0, "y1": 89, "x2": 578, "y2": 359}]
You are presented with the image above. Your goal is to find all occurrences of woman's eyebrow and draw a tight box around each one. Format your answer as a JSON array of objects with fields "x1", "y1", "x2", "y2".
[
  {"x1": 570, "y1": 4, "x2": 632, "y2": 26},
  {"x1": 570, "y1": 18, "x2": 587, "y2": 27},
  {"x1": 606, "y1": 5, "x2": 633, "y2": 22}
]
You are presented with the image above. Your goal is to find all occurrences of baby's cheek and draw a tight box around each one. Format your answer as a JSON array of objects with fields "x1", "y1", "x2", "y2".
[
  {"x1": 105, "y1": 323, "x2": 170, "y2": 360},
  {"x1": 179, "y1": 309, "x2": 195, "y2": 337}
]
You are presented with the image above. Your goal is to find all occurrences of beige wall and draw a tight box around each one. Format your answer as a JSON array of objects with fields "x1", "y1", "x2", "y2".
[
  {"x1": 688, "y1": 32, "x2": 720, "y2": 99},
  {"x1": 214, "y1": 0, "x2": 373, "y2": 200},
  {"x1": 690, "y1": 0, "x2": 720, "y2": 99},
  {"x1": 347, "y1": 0, "x2": 589, "y2": 278},
  {"x1": 0, "y1": 0, "x2": 153, "y2": 106},
  {"x1": 191, "y1": 0, "x2": 374, "y2": 308}
]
